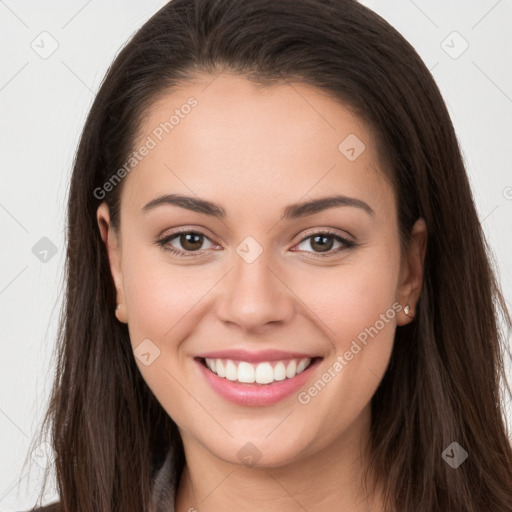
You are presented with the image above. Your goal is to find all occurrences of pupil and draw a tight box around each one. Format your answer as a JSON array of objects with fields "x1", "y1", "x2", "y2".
[
  {"x1": 312, "y1": 235, "x2": 333, "y2": 252},
  {"x1": 181, "y1": 233, "x2": 202, "y2": 251}
]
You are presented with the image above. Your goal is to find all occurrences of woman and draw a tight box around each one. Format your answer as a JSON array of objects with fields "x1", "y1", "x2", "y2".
[{"x1": 23, "y1": 0, "x2": 512, "y2": 511}]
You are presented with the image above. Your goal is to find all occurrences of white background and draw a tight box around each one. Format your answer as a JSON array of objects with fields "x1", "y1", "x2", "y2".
[{"x1": 1, "y1": 0, "x2": 511, "y2": 509}]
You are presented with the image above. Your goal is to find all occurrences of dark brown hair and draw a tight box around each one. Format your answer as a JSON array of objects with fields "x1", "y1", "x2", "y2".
[{"x1": 23, "y1": 0, "x2": 512, "y2": 510}]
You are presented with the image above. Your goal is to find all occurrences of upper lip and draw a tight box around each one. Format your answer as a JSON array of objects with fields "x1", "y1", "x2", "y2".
[{"x1": 196, "y1": 349, "x2": 321, "y2": 363}]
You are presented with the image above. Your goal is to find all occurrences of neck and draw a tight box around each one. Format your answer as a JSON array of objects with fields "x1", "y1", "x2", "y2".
[{"x1": 174, "y1": 405, "x2": 385, "y2": 512}]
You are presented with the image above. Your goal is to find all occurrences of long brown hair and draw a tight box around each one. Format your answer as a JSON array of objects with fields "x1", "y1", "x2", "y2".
[{"x1": 24, "y1": 0, "x2": 512, "y2": 510}]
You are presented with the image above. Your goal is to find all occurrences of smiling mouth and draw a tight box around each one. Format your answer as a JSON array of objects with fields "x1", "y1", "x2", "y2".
[{"x1": 198, "y1": 356, "x2": 322, "y2": 385}]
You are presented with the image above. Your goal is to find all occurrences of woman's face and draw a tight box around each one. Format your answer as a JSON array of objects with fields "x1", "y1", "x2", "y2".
[{"x1": 97, "y1": 72, "x2": 425, "y2": 468}]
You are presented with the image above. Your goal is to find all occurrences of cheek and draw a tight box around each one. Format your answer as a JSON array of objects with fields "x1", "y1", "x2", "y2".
[
  {"x1": 290, "y1": 238, "x2": 400, "y2": 411},
  {"x1": 121, "y1": 241, "x2": 209, "y2": 342},
  {"x1": 294, "y1": 240, "x2": 401, "y2": 348},
  {"x1": 119, "y1": 245, "x2": 206, "y2": 424}
]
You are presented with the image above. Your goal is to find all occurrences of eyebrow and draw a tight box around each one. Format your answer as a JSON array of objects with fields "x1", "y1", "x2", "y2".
[{"x1": 142, "y1": 193, "x2": 375, "y2": 219}]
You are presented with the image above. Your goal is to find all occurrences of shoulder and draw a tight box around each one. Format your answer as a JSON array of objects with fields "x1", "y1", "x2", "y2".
[{"x1": 19, "y1": 502, "x2": 60, "y2": 512}]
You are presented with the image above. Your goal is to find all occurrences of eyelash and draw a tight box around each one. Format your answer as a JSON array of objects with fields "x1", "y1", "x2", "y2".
[{"x1": 155, "y1": 228, "x2": 357, "y2": 259}]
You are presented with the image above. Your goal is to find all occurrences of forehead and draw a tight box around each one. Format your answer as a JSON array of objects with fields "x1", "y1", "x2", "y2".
[{"x1": 123, "y1": 72, "x2": 394, "y2": 220}]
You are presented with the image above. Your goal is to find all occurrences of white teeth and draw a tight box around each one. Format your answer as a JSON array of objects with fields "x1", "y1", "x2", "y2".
[
  {"x1": 296, "y1": 359, "x2": 308, "y2": 374},
  {"x1": 255, "y1": 362, "x2": 274, "y2": 384},
  {"x1": 225, "y1": 360, "x2": 237, "y2": 381},
  {"x1": 274, "y1": 361, "x2": 286, "y2": 381},
  {"x1": 204, "y1": 357, "x2": 313, "y2": 384},
  {"x1": 215, "y1": 359, "x2": 225, "y2": 377},
  {"x1": 285, "y1": 360, "x2": 297, "y2": 378},
  {"x1": 238, "y1": 361, "x2": 255, "y2": 383}
]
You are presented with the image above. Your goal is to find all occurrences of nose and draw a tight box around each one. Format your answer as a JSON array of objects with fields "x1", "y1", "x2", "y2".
[{"x1": 215, "y1": 249, "x2": 295, "y2": 334}]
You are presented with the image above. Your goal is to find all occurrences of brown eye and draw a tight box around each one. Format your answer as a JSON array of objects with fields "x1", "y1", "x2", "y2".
[
  {"x1": 156, "y1": 229, "x2": 219, "y2": 258},
  {"x1": 179, "y1": 232, "x2": 204, "y2": 251},
  {"x1": 309, "y1": 234, "x2": 335, "y2": 253},
  {"x1": 293, "y1": 231, "x2": 355, "y2": 257}
]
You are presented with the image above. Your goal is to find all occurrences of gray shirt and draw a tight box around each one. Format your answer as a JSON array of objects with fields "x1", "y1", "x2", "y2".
[
  {"x1": 151, "y1": 445, "x2": 177, "y2": 511},
  {"x1": 22, "y1": 447, "x2": 177, "y2": 512}
]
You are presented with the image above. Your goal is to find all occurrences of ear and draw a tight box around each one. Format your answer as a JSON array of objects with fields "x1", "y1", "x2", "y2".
[
  {"x1": 396, "y1": 217, "x2": 427, "y2": 326},
  {"x1": 96, "y1": 202, "x2": 127, "y2": 323}
]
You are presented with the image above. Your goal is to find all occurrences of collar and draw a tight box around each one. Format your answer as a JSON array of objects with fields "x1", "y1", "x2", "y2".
[{"x1": 151, "y1": 446, "x2": 177, "y2": 512}]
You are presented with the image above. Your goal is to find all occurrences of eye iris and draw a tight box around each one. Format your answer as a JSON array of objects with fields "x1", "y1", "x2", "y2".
[
  {"x1": 311, "y1": 234, "x2": 334, "y2": 252},
  {"x1": 180, "y1": 232, "x2": 203, "y2": 251},
  {"x1": 171, "y1": 232, "x2": 341, "y2": 253}
]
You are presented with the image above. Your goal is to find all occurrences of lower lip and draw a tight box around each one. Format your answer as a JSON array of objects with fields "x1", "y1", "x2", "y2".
[{"x1": 196, "y1": 358, "x2": 322, "y2": 407}]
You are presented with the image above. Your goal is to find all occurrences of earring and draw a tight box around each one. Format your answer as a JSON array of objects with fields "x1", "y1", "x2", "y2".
[
  {"x1": 115, "y1": 304, "x2": 128, "y2": 324},
  {"x1": 115, "y1": 303, "x2": 124, "y2": 320},
  {"x1": 404, "y1": 304, "x2": 415, "y2": 318}
]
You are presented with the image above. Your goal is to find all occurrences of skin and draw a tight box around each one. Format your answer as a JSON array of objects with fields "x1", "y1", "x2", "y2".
[{"x1": 97, "y1": 72, "x2": 427, "y2": 512}]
